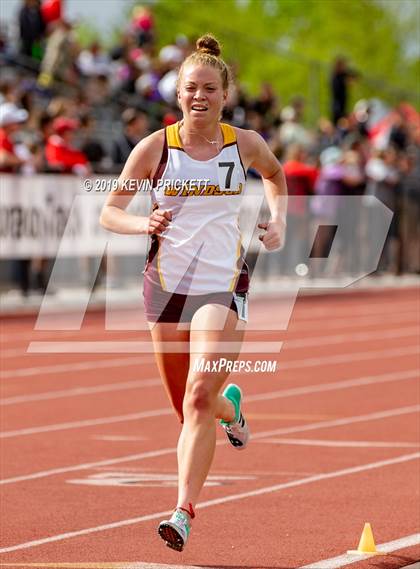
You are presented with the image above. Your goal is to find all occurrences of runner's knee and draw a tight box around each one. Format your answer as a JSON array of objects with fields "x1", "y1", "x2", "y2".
[{"x1": 183, "y1": 380, "x2": 216, "y2": 417}]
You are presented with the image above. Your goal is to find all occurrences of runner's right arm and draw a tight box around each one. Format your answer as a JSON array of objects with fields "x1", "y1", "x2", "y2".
[{"x1": 99, "y1": 130, "x2": 171, "y2": 235}]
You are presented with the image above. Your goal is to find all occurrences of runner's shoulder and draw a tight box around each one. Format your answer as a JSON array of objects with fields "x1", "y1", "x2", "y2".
[
  {"x1": 232, "y1": 127, "x2": 266, "y2": 167},
  {"x1": 234, "y1": 127, "x2": 265, "y2": 147},
  {"x1": 134, "y1": 128, "x2": 166, "y2": 157}
]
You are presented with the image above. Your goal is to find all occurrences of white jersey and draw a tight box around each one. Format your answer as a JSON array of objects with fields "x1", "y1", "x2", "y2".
[{"x1": 144, "y1": 122, "x2": 249, "y2": 295}]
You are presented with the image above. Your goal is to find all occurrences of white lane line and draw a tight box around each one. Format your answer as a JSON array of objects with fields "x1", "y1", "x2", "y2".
[
  {"x1": 0, "y1": 357, "x2": 152, "y2": 379},
  {"x1": 1, "y1": 368, "x2": 418, "y2": 438},
  {"x1": 0, "y1": 561, "x2": 215, "y2": 569},
  {"x1": 251, "y1": 404, "x2": 420, "y2": 440},
  {"x1": 0, "y1": 448, "x2": 178, "y2": 485},
  {"x1": 2, "y1": 343, "x2": 418, "y2": 380},
  {"x1": 278, "y1": 345, "x2": 418, "y2": 369},
  {"x1": 290, "y1": 300, "x2": 418, "y2": 320},
  {"x1": 0, "y1": 408, "x2": 172, "y2": 439},
  {"x1": 0, "y1": 448, "x2": 177, "y2": 485},
  {"x1": 26, "y1": 341, "x2": 283, "y2": 354},
  {"x1": 266, "y1": 310, "x2": 419, "y2": 331},
  {"x1": 283, "y1": 326, "x2": 419, "y2": 348},
  {"x1": 299, "y1": 532, "x2": 420, "y2": 568},
  {"x1": 0, "y1": 452, "x2": 418, "y2": 554},
  {"x1": 0, "y1": 306, "x2": 417, "y2": 347},
  {"x1": 0, "y1": 297, "x2": 413, "y2": 334},
  {"x1": 245, "y1": 368, "x2": 418, "y2": 403},
  {"x1": 0, "y1": 379, "x2": 161, "y2": 406},
  {"x1": 20, "y1": 326, "x2": 420, "y2": 355},
  {"x1": 256, "y1": 437, "x2": 420, "y2": 448},
  {"x1": 1, "y1": 320, "x2": 416, "y2": 359},
  {"x1": 2, "y1": 362, "x2": 416, "y2": 409},
  {"x1": 2, "y1": 404, "x2": 419, "y2": 484}
]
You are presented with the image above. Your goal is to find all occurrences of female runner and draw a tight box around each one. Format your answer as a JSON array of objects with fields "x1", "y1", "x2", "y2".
[{"x1": 100, "y1": 34, "x2": 287, "y2": 552}]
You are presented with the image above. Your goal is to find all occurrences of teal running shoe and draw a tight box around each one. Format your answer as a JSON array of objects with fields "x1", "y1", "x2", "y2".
[{"x1": 220, "y1": 383, "x2": 250, "y2": 450}]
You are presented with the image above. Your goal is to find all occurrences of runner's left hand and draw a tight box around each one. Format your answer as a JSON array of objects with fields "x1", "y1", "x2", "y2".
[{"x1": 258, "y1": 220, "x2": 286, "y2": 251}]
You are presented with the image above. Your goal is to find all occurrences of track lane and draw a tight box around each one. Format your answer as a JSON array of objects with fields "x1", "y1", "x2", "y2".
[
  {"x1": 1, "y1": 289, "x2": 419, "y2": 567},
  {"x1": 1, "y1": 452, "x2": 418, "y2": 566}
]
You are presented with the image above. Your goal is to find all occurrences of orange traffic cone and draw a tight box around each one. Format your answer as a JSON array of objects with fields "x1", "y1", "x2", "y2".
[{"x1": 347, "y1": 522, "x2": 386, "y2": 555}]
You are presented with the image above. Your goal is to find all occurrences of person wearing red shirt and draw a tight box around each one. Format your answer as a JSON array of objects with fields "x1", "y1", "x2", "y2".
[
  {"x1": 0, "y1": 103, "x2": 29, "y2": 172},
  {"x1": 45, "y1": 117, "x2": 90, "y2": 174},
  {"x1": 282, "y1": 143, "x2": 318, "y2": 274},
  {"x1": 0, "y1": 102, "x2": 32, "y2": 295}
]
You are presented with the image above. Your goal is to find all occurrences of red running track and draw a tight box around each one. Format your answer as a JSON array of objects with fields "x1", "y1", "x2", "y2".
[{"x1": 0, "y1": 287, "x2": 419, "y2": 569}]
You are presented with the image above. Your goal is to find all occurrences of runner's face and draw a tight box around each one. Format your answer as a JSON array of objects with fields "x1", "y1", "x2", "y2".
[{"x1": 178, "y1": 64, "x2": 227, "y2": 124}]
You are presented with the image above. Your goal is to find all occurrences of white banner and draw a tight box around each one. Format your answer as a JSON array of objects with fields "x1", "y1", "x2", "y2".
[
  {"x1": 0, "y1": 176, "x2": 392, "y2": 270},
  {"x1": 0, "y1": 175, "x2": 150, "y2": 258},
  {"x1": 0, "y1": 176, "x2": 269, "y2": 259}
]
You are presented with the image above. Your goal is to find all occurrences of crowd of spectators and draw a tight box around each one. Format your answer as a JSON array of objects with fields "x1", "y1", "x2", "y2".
[{"x1": 1, "y1": 0, "x2": 419, "y2": 295}]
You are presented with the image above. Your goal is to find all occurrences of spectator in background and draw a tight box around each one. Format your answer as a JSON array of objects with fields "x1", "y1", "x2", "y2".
[
  {"x1": 85, "y1": 74, "x2": 111, "y2": 108},
  {"x1": 282, "y1": 143, "x2": 318, "y2": 273},
  {"x1": 111, "y1": 108, "x2": 149, "y2": 168},
  {"x1": 290, "y1": 95, "x2": 306, "y2": 124},
  {"x1": 278, "y1": 105, "x2": 312, "y2": 154},
  {"x1": 14, "y1": 133, "x2": 43, "y2": 174},
  {"x1": 0, "y1": 101, "x2": 34, "y2": 296},
  {"x1": 158, "y1": 36, "x2": 191, "y2": 95},
  {"x1": 223, "y1": 83, "x2": 247, "y2": 128},
  {"x1": 45, "y1": 117, "x2": 90, "y2": 174},
  {"x1": 341, "y1": 137, "x2": 366, "y2": 195},
  {"x1": 0, "y1": 80, "x2": 17, "y2": 105},
  {"x1": 331, "y1": 56, "x2": 358, "y2": 126},
  {"x1": 0, "y1": 102, "x2": 28, "y2": 172},
  {"x1": 365, "y1": 146, "x2": 400, "y2": 273},
  {"x1": 36, "y1": 110, "x2": 55, "y2": 171},
  {"x1": 310, "y1": 146, "x2": 344, "y2": 275},
  {"x1": 79, "y1": 113, "x2": 109, "y2": 173},
  {"x1": 19, "y1": 0, "x2": 46, "y2": 60},
  {"x1": 366, "y1": 147, "x2": 399, "y2": 212},
  {"x1": 353, "y1": 99, "x2": 371, "y2": 139},
  {"x1": 14, "y1": 131, "x2": 51, "y2": 293},
  {"x1": 38, "y1": 19, "x2": 77, "y2": 87},
  {"x1": 339, "y1": 137, "x2": 366, "y2": 274},
  {"x1": 389, "y1": 109, "x2": 409, "y2": 152},
  {"x1": 77, "y1": 41, "x2": 110, "y2": 78},
  {"x1": 46, "y1": 95, "x2": 78, "y2": 120},
  {"x1": 130, "y1": 5, "x2": 155, "y2": 48},
  {"x1": 252, "y1": 82, "x2": 279, "y2": 123},
  {"x1": 316, "y1": 117, "x2": 340, "y2": 153},
  {"x1": 399, "y1": 146, "x2": 420, "y2": 273}
]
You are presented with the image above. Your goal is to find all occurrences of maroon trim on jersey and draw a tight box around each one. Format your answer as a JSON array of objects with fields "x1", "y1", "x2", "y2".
[
  {"x1": 167, "y1": 145, "x2": 186, "y2": 152},
  {"x1": 222, "y1": 141, "x2": 237, "y2": 150},
  {"x1": 234, "y1": 251, "x2": 249, "y2": 293},
  {"x1": 145, "y1": 131, "x2": 169, "y2": 278},
  {"x1": 237, "y1": 145, "x2": 247, "y2": 179},
  {"x1": 152, "y1": 130, "x2": 169, "y2": 187},
  {"x1": 145, "y1": 234, "x2": 159, "y2": 265},
  {"x1": 222, "y1": 140, "x2": 247, "y2": 179}
]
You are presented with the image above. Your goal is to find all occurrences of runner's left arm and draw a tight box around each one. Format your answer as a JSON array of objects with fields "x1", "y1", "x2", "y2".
[{"x1": 248, "y1": 131, "x2": 288, "y2": 251}]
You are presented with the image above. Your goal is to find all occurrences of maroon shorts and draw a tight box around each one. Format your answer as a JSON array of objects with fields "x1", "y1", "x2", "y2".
[{"x1": 143, "y1": 278, "x2": 248, "y2": 323}]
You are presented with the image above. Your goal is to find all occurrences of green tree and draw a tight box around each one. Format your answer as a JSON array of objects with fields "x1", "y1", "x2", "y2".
[{"x1": 147, "y1": 0, "x2": 418, "y2": 121}]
